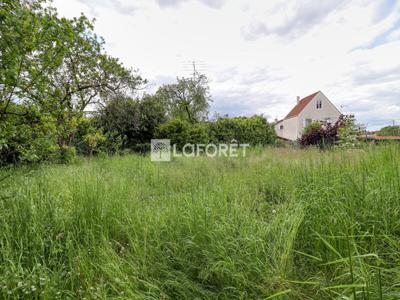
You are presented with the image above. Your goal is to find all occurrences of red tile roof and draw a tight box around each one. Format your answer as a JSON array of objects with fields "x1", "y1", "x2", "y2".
[
  {"x1": 367, "y1": 136, "x2": 400, "y2": 140},
  {"x1": 285, "y1": 91, "x2": 319, "y2": 119}
]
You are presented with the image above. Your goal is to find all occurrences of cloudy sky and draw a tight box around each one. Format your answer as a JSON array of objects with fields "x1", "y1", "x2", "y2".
[{"x1": 53, "y1": 0, "x2": 400, "y2": 129}]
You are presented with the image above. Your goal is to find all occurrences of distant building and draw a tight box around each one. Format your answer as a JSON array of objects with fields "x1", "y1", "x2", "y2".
[{"x1": 274, "y1": 91, "x2": 341, "y2": 141}]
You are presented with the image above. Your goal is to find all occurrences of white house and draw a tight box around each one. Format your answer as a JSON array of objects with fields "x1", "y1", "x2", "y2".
[{"x1": 275, "y1": 91, "x2": 341, "y2": 141}]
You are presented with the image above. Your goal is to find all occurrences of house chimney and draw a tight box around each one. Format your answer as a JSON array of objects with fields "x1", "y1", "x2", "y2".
[{"x1": 296, "y1": 96, "x2": 300, "y2": 103}]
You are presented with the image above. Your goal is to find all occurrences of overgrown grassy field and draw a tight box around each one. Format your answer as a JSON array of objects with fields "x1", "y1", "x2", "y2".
[{"x1": 0, "y1": 145, "x2": 399, "y2": 299}]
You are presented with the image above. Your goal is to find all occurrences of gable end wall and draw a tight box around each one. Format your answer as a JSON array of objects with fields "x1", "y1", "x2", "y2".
[{"x1": 297, "y1": 92, "x2": 341, "y2": 138}]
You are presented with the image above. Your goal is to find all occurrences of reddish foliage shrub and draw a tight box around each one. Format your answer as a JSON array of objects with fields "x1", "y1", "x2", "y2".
[{"x1": 299, "y1": 115, "x2": 346, "y2": 148}]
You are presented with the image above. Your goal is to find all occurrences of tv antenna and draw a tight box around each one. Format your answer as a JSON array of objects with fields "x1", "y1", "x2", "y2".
[{"x1": 181, "y1": 60, "x2": 207, "y2": 79}]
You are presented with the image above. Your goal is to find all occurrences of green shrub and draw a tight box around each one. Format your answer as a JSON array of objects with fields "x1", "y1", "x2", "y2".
[
  {"x1": 156, "y1": 118, "x2": 191, "y2": 149},
  {"x1": 156, "y1": 120, "x2": 211, "y2": 149},
  {"x1": 189, "y1": 123, "x2": 210, "y2": 144},
  {"x1": 209, "y1": 115, "x2": 276, "y2": 145},
  {"x1": 83, "y1": 131, "x2": 106, "y2": 157},
  {"x1": 96, "y1": 95, "x2": 167, "y2": 151},
  {"x1": 0, "y1": 106, "x2": 58, "y2": 166},
  {"x1": 303, "y1": 121, "x2": 322, "y2": 135},
  {"x1": 57, "y1": 145, "x2": 77, "y2": 163}
]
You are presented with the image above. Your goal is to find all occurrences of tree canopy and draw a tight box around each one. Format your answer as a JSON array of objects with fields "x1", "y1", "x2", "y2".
[
  {"x1": 0, "y1": 0, "x2": 277, "y2": 166},
  {"x1": 155, "y1": 71, "x2": 211, "y2": 123},
  {"x1": 0, "y1": 0, "x2": 145, "y2": 165}
]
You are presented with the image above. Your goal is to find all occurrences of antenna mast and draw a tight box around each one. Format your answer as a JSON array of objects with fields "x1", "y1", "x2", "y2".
[{"x1": 181, "y1": 60, "x2": 207, "y2": 79}]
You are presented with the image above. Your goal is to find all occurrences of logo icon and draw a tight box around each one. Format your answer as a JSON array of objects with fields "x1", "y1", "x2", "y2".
[{"x1": 151, "y1": 139, "x2": 171, "y2": 162}]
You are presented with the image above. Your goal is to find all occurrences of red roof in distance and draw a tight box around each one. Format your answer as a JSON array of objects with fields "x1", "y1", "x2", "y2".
[
  {"x1": 285, "y1": 91, "x2": 319, "y2": 119},
  {"x1": 367, "y1": 136, "x2": 400, "y2": 140}
]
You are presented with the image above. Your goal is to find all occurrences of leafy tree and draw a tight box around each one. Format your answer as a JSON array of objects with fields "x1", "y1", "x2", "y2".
[
  {"x1": 378, "y1": 125, "x2": 400, "y2": 136},
  {"x1": 156, "y1": 71, "x2": 211, "y2": 123},
  {"x1": 43, "y1": 15, "x2": 145, "y2": 152},
  {"x1": 136, "y1": 94, "x2": 168, "y2": 143},
  {"x1": 0, "y1": 0, "x2": 67, "y2": 120},
  {"x1": 96, "y1": 95, "x2": 167, "y2": 150},
  {"x1": 45, "y1": 14, "x2": 145, "y2": 113},
  {"x1": 95, "y1": 96, "x2": 139, "y2": 149},
  {"x1": 1, "y1": 0, "x2": 144, "y2": 114},
  {"x1": 0, "y1": 0, "x2": 145, "y2": 164},
  {"x1": 0, "y1": 103, "x2": 57, "y2": 165}
]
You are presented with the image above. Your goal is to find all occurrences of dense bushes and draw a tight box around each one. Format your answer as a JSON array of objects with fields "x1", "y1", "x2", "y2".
[
  {"x1": 156, "y1": 119, "x2": 210, "y2": 149},
  {"x1": 95, "y1": 95, "x2": 167, "y2": 150},
  {"x1": 299, "y1": 115, "x2": 362, "y2": 148},
  {"x1": 0, "y1": 104, "x2": 57, "y2": 165},
  {"x1": 155, "y1": 116, "x2": 277, "y2": 150},
  {"x1": 299, "y1": 120, "x2": 340, "y2": 148},
  {"x1": 188, "y1": 123, "x2": 210, "y2": 144},
  {"x1": 157, "y1": 119, "x2": 191, "y2": 149},
  {"x1": 209, "y1": 115, "x2": 276, "y2": 145},
  {"x1": 0, "y1": 110, "x2": 106, "y2": 165}
]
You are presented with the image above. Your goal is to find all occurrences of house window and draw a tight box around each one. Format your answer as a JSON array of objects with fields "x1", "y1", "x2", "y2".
[
  {"x1": 279, "y1": 125, "x2": 284, "y2": 130},
  {"x1": 324, "y1": 117, "x2": 331, "y2": 125},
  {"x1": 316, "y1": 100, "x2": 322, "y2": 109},
  {"x1": 305, "y1": 119, "x2": 312, "y2": 126}
]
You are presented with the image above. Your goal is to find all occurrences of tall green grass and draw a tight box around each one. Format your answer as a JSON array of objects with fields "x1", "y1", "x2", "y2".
[{"x1": 0, "y1": 145, "x2": 399, "y2": 299}]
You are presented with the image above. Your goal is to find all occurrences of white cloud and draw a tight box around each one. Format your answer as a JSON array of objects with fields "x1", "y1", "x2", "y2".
[
  {"x1": 53, "y1": 0, "x2": 400, "y2": 129},
  {"x1": 241, "y1": 0, "x2": 347, "y2": 40},
  {"x1": 155, "y1": 0, "x2": 226, "y2": 9}
]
